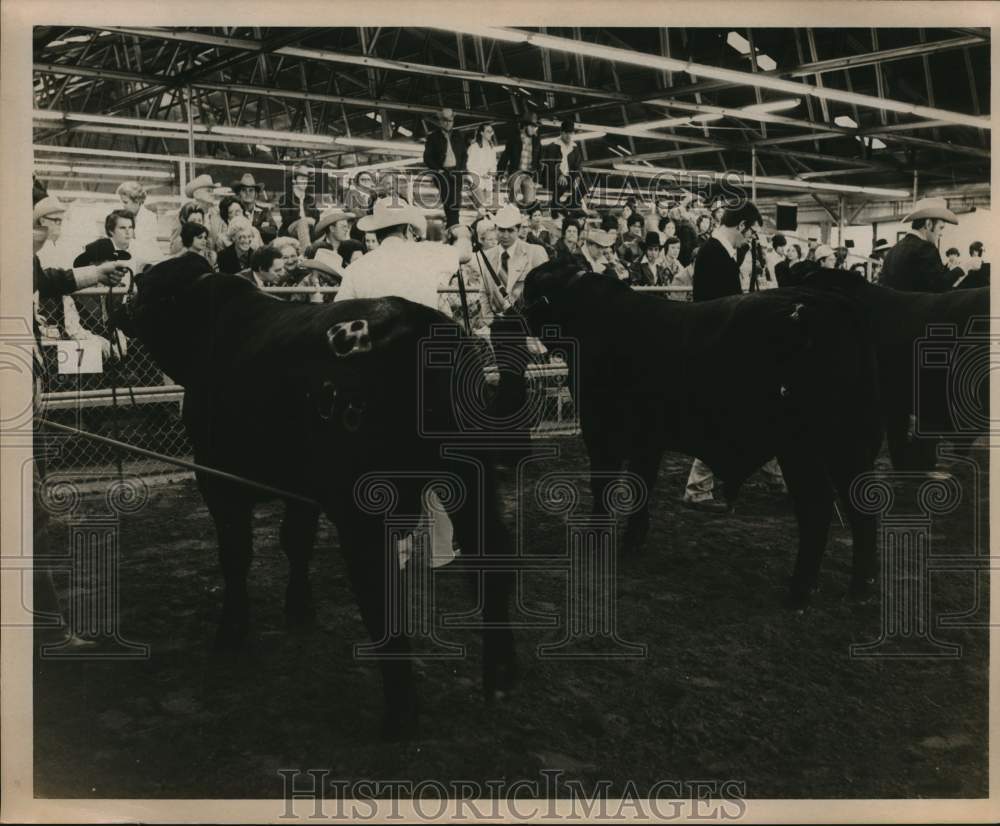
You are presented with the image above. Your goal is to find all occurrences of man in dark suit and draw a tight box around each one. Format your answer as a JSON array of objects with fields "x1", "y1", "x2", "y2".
[
  {"x1": 684, "y1": 199, "x2": 762, "y2": 512},
  {"x1": 541, "y1": 119, "x2": 587, "y2": 213},
  {"x1": 423, "y1": 108, "x2": 469, "y2": 229},
  {"x1": 691, "y1": 200, "x2": 762, "y2": 302},
  {"x1": 879, "y1": 198, "x2": 958, "y2": 292},
  {"x1": 497, "y1": 112, "x2": 542, "y2": 209},
  {"x1": 955, "y1": 240, "x2": 991, "y2": 289}
]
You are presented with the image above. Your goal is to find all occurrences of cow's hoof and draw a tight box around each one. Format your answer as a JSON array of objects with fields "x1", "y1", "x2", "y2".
[{"x1": 848, "y1": 577, "x2": 877, "y2": 603}]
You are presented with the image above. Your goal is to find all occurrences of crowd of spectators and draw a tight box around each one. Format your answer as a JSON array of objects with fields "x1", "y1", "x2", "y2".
[{"x1": 31, "y1": 132, "x2": 989, "y2": 376}]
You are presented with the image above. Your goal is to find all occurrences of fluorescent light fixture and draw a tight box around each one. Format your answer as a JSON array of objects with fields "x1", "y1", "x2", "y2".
[
  {"x1": 47, "y1": 35, "x2": 93, "y2": 48},
  {"x1": 518, "y1": 87, "x2": 534, "y2": 96},
  {"x1": 727, "y1": 32, "x2": 751, "y2": 55},
  {"x1": 72, "y1": 165, "x2": 174, "y2": 179},
  {"x1": 692, "y1": 113, "x2": 726, "y2": 123},
  {"x1": 869, "y1": 137, "x2": 887, "y2": 150},
  {"x1": 255, "y1": 144, "x2": 273, "y2": 152},
  {"x1": 834, "y1": 115, "x2": 859, "y2": 129},
  {"x1": 397, "y1": 125, "x2": 413, "y2": 137},
  {"x1": 333, "y1": 136, "x2": 424, "y2": 154},
  {"x1": 441, "y1": 26, "x2": 531, "y2": 44},
  {"x1": 611, "y1": 162, "x2": 910, "y2": 198},
  {"x1": 607, "y1": 146, "x2": 626, "y2": 157},
  {"x1": 614, "y1": 143, "x2": 632, "y2": 155},
  {"x1": 32, "y1": 109, "x2": 65, "y2": 121},
  {"x1": 743, "y1": 98, "x2": 800, "y2": 114},
  {"x1": 756, "y1": 55, "x2": 777, "y2": 71},
  {"x1": 513, "y1": 30, "x2": 990, "y2": 130},
  {"x1": 34, "y1": 163, "x2": 72, "y2": 174},
  {"x1": 212, "y1": 125, "x2": 331, "y2": 145}
]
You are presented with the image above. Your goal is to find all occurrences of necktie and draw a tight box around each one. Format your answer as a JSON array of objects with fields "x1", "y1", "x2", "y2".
[{"x1": 500, "y1": 250, "x2": 510, "y2": 286}]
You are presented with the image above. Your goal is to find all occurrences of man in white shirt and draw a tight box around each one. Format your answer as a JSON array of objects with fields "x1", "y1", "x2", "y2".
[{"x1": 335, "y1": 198, "x2": 466, "y2": 315}]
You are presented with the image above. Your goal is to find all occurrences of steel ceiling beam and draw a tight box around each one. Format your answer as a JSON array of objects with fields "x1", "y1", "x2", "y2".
[{"x1": 77, "y1": 25, "x2": 629, "y2": 102}]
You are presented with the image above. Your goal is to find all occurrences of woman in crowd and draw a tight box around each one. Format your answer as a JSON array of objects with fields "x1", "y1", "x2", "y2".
[
  {"x1": 337, "y1": 239, "x2": 366, "y2": 267},
  {"x1": 553, "y1": 218, "x2": 583, "y2": 263},
  {"x1": 168, "y1": 201, "x2": 205, "y2": 255},
  {"x1": 364, "y1": 231, "x2": 379, "y2": 253},
  {"x1": 466, "y1": 123, "x2": 499, "y2": 213},
  {"x1": 217, "y1": 217, "x2": 255, "y2": 274},
  {"x1": 618, "y1": 213, "x2": 646, "y2": 266},
  {"x1": 217, "y1": 195, "x2": 263, "y2": 251}
]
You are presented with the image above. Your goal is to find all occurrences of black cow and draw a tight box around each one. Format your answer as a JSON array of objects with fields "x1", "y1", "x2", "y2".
[
  {"x1": 520, "y1": 262, "x2": 884, "y2": 608},
  {"x1": 118, "y1": 254, "x2": 517, "y2": 738},
  {"x1": 801, "y1": 269, "x2": 990, "y2": 471}
]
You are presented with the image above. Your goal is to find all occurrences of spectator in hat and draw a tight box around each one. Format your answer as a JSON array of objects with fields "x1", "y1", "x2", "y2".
[
  {"x1": 481, "y1": 203, "x2": 549, "y2": 309},
  {"x1": 618, "y1": 213, "x2": 646, "y2": 267},
  {"x1": 466, "y1": 123, "x2": 499, "y2": 214},
  {"x1": 497, "y1": 112, "x2": 542, "y2": 209},
  {"x1": 279, "y1": 165, "x2": 320, "y2": 248},
  {"x1": 579, "y1": 228, "x2": 620, "y2": 277},
  {"x1": 629, "y1": 232, "x2": 665, "y2": 287},
  {"x1": 184, "y1": 173, "x2": 225, "y2": 251},
  {"x1": 879, "y1": 198, "x2": 959, "y2": 292},
  {"x1": 423, "y1": 107, "x2": 468, "y2": 229},
  {"x1": 232, "y1": 173, "x2": 277, "y2": 244},
  {"x1": 363, "y1": 231, "x2": 379, "y2": 253},
  {"x1": 304, "y1": 207, "x2": 355, "y2": 266},
  {"x1": 34, "y1": 196, "x2": 112, "y2": 358},
  {"x1": 542, "y1": 119, "x2": 587, "y2": 213}
]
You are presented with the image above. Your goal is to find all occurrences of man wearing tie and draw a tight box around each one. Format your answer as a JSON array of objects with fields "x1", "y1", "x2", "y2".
[{"x1": 479, "y1": 204, "x2": 549, "y2": 467}]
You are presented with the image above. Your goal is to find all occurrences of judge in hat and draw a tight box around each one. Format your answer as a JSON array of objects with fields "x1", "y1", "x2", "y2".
[
  {"x1": 879, "y1": 198, "x2": 959, "y2": 292},
  {"x1": 183, "y1": 173, "x2": 226, "y2": 251}
]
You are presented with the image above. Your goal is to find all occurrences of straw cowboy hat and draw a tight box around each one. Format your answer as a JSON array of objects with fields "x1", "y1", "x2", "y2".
[
  {"x1": 313, "y1": 207, "x2": 356, "y2": 237},
  {"x1": 493, "y1": 203, "x2": 523, "y2": 230},
  {"x1": 184, "y1": 174, "x2": 221, "y2": 199},
  {"x1": 903, "y1": 198, "x2": 959, "y2": 225},
  {"x1": 33, "y1": 195, "x2": 66, "y2": 225},
  {"x1": 357, "y1": 197, "x2": 426, "y2": 237},
  {"x1": 299, "y1": 248, "x2": 343, "y2": 279},
  {"x1": 231, "y1": 173, "x2": 260, "y2": 193}
]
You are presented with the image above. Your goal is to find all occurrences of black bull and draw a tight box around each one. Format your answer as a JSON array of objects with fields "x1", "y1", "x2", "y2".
[
  {"x1": 799, "y1": 269, "x2": 990, "y2": 471},
  {"x1": 119, "y1": 256, "x2": 517, "y2": 738},
  {"x1": 520, "y1": 262, "x2": 885, "y2": 608}
]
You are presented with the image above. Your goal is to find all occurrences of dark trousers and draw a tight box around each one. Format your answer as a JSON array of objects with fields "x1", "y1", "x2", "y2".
[
  {"x1": 487, "y1": 316, "x2": 535, "y2": 464},
  {"x1": 431, "y1": 169, "x2": 466, "y2": 228}
]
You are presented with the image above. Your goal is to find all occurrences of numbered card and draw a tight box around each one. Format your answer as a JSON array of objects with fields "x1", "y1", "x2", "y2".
[{"x1": 55, "y1": 339, "x2": 104, "y2": 375}]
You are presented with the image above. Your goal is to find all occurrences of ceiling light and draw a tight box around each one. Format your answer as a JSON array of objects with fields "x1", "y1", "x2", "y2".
[
  {"x1": 611, "y1": 162, "x2": 910, "y2": 198},
  {"x1": 743, "y1": 98, "x2": 800, "y2": 114},
  {"x1": 510, "y1": 30, "x2": 990, "y2": 130},
  {"x1": 441, "y1": 26, "x2": 531, "y2": 44},
  {"x1": 834, "y1": 115, "x2": 859, "y2": 129},
  {"x1": 726, "y1": 32, "x2": 751, "y2": 55},
  {"x1": 756, "y1": 55, "x2": 777, "y2": 71}
]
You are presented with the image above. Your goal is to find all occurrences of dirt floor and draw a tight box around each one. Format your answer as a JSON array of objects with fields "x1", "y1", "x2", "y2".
[{"x1": 33, "y1": 437, "x2": 989, "y2": 800}]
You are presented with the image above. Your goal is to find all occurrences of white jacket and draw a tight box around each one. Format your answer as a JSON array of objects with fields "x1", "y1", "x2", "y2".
[{"x1": 466, "y1": 142, "x2": 498, "y2": 180}]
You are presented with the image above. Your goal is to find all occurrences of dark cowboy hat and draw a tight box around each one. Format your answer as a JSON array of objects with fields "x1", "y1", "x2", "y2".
[
  {"x1": 643, "y1": 231, "x2": 663, "y2": 248},
  {"x1": 231, "y1": 173, "x2": 259, "y2": 192}
]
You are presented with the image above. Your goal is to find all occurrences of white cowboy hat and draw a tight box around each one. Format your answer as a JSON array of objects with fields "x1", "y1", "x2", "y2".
[
  {"x1": 357, "y1": 197, "x2": 426, "y2": 236},
  {"x1": 184, "y1": 173, "x2": 221, "y2": 199},
  {"x1": 313, "y1": 207, "x2": 356, "y2": 237},
  {"x1": 493, "y1": 203, "x2": 523, "y2": 230},
  {"x1": 231, "y1": 173, "x2": 259, "y2": 192},
  {"x1": 299, "y1": 247, "x2": 343, "y2": 278},
  {"x1": 814, "y1": 244, "x2": 836, "y2": 262},
  {"x1": 871, "y1": 238, "x2": 892, "y2": 254},
  {"x1": 33, "y1": 195, "x2": 66, "y2": 225},
  {"x1": 903, "y1": 198, "x2": 958, "y2": 225}
]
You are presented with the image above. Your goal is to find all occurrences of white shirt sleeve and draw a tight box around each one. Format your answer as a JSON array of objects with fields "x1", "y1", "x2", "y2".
[{"x1": 333, "y1": 268, "x2": 357, "y2": 302}]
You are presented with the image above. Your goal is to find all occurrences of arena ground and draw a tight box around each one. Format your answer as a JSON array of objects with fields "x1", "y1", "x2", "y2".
[{"x1": 34, "y1": 438, "x2": 988, "y2": 800}]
